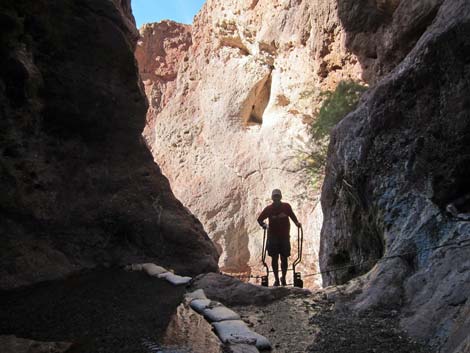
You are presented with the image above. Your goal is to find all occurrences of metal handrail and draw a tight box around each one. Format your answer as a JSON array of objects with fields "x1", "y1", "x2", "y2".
[
  {"x1": 292, "y1": 226, "x2": 303, "y2": 271},
  {"x1": 261, "y1": 227, "x2": 269, "y2": 274}
]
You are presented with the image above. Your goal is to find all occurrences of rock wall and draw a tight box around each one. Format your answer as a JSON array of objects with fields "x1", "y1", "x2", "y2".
[
  {"x1": 321, "y1": 0, "x2": 470, "y2": 351},
  {"x1": 135, "y1": 21, "x2": 192, "y2": 147},
  {"x1": 0, "y1": 0, "x2": 218, "y2": 290},
  {"x1": 138, "y1": 0, "x2": 363, "y2": 283}
]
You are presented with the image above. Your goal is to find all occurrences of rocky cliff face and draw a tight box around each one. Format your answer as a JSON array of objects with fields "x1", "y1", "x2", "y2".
[
  {"x1": 135, "y1": 21, "x2": 192, "y2": 147},
  {"x1": 0, "y1": 0, "x2": 218, "y2": 290},
  {"x1": 321, "y1": 0, "x2": 470, "y2": 352},
  {"x1": 137, "y1": 0, "x2": 363, "y2": 282}
]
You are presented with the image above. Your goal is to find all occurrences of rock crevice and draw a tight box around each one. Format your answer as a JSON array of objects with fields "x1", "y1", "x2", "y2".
[{"x1": 136, "y1": 0, "x2": 362, "y2": 284}]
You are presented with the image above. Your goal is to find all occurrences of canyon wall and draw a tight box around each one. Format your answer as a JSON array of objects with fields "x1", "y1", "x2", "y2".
[
  {"x1": 0, "y1": 0, "x2": 218, "y2": 290},
  {"x1": 137, "y1": 0, "x2": 469, "y2": 350},
  {"x1": 321, "y1": 0, "x2": 470, "y2": 352},
  {"x1": 138, "y1": 0, "x2": 363, "y2": 282},
  {"x1": 135, "y1": 21, "x2": 192, "y2": 146}
]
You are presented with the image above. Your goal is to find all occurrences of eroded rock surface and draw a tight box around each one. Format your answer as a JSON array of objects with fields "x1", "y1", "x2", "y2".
[
  {"x1": 320, "y1": 0, "x2": 470, "y2": 351},
  {"x1": 135, "y1": 21, "x2": 192, "y2": 146},
  {"x1": 137, "y1": 0, "x2": 364, "y2": 284},
  {"x1": 0, "y1": 0, "x2": 218, "y2": 290}
]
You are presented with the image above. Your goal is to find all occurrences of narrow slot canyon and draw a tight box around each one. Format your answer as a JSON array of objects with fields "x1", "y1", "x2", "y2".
[{"x1": 1, "y1": 0, "x2": 469, "y2": 353}]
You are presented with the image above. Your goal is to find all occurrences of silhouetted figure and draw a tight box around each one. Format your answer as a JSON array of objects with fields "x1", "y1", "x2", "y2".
[{"x1": 257, "y1": 189, "x2": 301, "y2": 286}]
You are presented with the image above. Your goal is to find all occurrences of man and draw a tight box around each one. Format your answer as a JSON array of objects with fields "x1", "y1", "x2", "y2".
[{"x1": 257, "y1": 189, "x2": 301, "y2": 286}]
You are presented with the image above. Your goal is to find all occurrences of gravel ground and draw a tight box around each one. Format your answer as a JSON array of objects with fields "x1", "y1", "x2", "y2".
[
  {"x1": 306, "y1": 294, "x2": 430, "y2": 353},
  {"x1": 0, "y1": 269, "x2": 185, "y2": 353},
  {"x1": 235, "y1": 292, "x2": 431, "y2": 353}
]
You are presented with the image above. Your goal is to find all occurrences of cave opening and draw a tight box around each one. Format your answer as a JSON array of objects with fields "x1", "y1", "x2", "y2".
[{"x1": 242, "y1": 73, "x2": 272, "y2": 127}]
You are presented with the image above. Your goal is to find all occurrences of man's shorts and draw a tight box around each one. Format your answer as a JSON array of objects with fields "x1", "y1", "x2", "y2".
[{"x1": 267, "y1": 236, "x2": 291, "y2": 257}]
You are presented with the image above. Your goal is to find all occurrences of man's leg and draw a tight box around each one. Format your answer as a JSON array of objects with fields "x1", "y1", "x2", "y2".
[
  {"x1": 280, "y1": 255, "x2": 288, "y2": 286},
  {"x1": 271, "y1": 254, "x2": 280, "y2": 286}
]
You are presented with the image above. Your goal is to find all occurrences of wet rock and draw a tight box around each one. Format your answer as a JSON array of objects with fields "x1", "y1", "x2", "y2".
[
  {"x1": 0, "y1": 335, "x2": 72, "y2": 353},
  {"x1": 0, "y1": 270, "x2": 186, "y2": 353}
]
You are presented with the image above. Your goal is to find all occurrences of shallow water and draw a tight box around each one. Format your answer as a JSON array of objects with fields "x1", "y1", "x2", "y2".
[{"x1": 141, "y1": 338, "x2": 194, "y2": 353}]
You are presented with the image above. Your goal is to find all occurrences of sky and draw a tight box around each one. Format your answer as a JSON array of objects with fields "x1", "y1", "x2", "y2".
[{"x1": 131, "y1": 0, "x2": 206, "y2": 28}]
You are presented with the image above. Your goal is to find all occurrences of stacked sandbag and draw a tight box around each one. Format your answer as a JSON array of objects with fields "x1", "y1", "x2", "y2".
[
  {"x1": 124, "y1": 266, "x2": 270, "y2": 351},
  {"x1": 125, "y1": 263, "x2": 192, "y2": 285},
  {"x1": 184, "y1": 289, "x2": 271, "y2": 351}
]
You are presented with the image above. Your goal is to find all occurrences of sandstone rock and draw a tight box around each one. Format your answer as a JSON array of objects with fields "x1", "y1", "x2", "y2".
[
  {"x1": 320, "y1": 0, "x2": 470, "y2": 351},
  {"x1": 163, "y1": 302, "x2": 224, "y2": 353},
  {"x1": 136, "y1": 0, "x2": 363, "y2": 287},
  {"x1": 135, "y1": 21, "x2": 192, "y2": 147},
  {"x1": 0, "y1": 0, "x2": 218, "y2": 290}
]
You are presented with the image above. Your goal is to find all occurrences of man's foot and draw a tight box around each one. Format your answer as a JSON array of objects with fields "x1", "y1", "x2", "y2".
[
  {"x1": 281, "y1": 276, "x2": 287, "y2": 286},
  {"x1": 273, "y1": 280, "x2": 280, "y2": 287}
]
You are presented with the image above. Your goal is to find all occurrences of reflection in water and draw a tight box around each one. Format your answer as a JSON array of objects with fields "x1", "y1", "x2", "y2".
[
  {"x1": 142, "y1": 337, "x2": 193, "y2": 353},
  {"x1": 143, "y1": 302, "x2": 223, "y2": 353}
]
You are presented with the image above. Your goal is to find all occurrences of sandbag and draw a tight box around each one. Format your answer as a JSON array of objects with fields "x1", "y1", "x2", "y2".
[
  {"x1": 189, "y1": 299, "x2": 211, "y2": 313},
  {"x1": 141, "y1": 263, "x2": 168, "y2": 277},
  {"x1": 157, "y1": 272, "x2": 171, "y2": 279},
  {"x1": 158, "y1": 272, "x2": 192, "y2": 285},
  {"x1": 202, "y1": 305, "x2": 240, "y2": 322},
  {"x1": 185, "y1": 289, "x2": 207, "y2": 302},
  {"x1": 212, "y1": 320, "x2": 271, "y2": 350},
  {"x1": 124, "y1": 264, "x2": 143, "y2": 271}
]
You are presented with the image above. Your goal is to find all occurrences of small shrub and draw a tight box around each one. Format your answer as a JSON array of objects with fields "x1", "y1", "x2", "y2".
[
  {"x1": 311, "y1": 80, "x2": 367, "y2": 140},
  {"x1": 300, "y1": 80, "x2": 366, "y2": 187}
]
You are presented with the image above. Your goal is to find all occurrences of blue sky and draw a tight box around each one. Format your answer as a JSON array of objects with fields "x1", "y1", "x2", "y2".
[{"x1": 131, "y1": 0, "x2": 206, "y2": 28}]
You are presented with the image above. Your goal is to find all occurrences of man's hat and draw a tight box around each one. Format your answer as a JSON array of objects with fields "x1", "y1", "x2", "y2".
[{"x1": 272, "y1": 189, "x2": 282, "y2": 197}]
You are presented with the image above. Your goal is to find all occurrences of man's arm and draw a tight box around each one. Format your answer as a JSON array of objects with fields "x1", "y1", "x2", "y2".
[
  {"x1": 287, "y1": 204, "x2": 301, "y2": 227},
  {"x1": 257, "y1": 207, "x2": 269, "y2": 228}
]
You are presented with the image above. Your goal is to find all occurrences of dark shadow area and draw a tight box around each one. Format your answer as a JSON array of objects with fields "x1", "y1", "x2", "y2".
[
  {"x1": 322, "y1": 1, "x2": 470, "y2": 287},
  {"x1": 0, "y1": 269, "x2": 185, "y2": 353},
  {"x1": 0, "y1": 0, "x2": 219, "y2": 287},
  {"x1": 337, "y1": 0, "x2": 443, "y2": 82}
]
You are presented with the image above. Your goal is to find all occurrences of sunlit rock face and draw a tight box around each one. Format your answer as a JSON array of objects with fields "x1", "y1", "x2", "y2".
[
  {"x1": 0, "y1": 0, "x2": 218, "y2": 290},
  {"x1": 137, "y1": 0, "x2": 363, "y2": 285},
  {"x1": 135, "y1": 21, "x2": 192, "y2": 147},
  {"x1": 321, "y1": 0, "x2": 470, "y2": 351}
]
